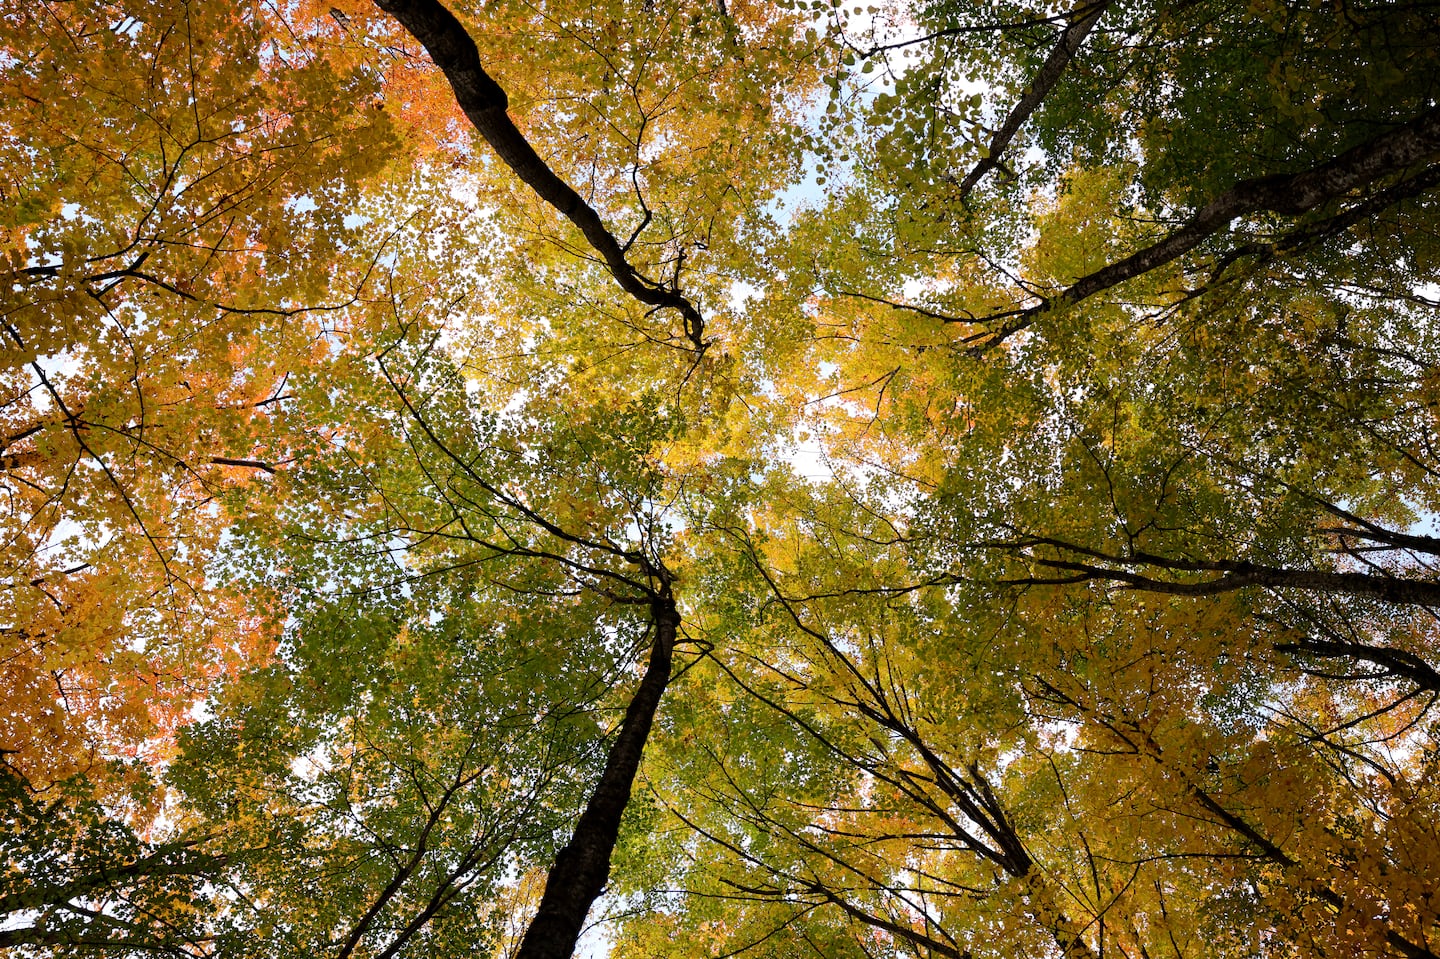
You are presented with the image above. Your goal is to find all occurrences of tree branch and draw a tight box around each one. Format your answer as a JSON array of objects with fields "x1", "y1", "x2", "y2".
[
  {"x1": 958, "y1": 0, "x2": 1111, "y2": 199},
  {"x1": 968, "y1": 106, "x2": 1440, "y2": 350},
  {"x1": 1020, "y1": 555, "x2": 1440, "y2": 607},
  {"x1": 373, "y1": 0, "x2": 709, "y2": 352}
]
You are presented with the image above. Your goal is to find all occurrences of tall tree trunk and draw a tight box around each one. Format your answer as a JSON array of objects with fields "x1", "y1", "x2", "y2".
[{"x1": 514, "y1": 597, "x2": 678, "y2": 959}]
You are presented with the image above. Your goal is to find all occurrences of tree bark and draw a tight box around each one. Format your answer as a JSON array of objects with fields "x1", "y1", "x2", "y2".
[
  {"x1": 974, "y1": 106, "x2": 1440, "y2": 347},
  {"x1": 372, "y1": 0, "x2": 707, "y2": 351},
  {"x1": 512, "y1": 596, "x2": 678, "y2": 959},
  {"x1": 958, "y1": 0, "x2": 1111, "y2": 199}
]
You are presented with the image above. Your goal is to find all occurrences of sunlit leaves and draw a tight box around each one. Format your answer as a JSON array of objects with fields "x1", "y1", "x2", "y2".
[{"x1": 5, "y1": 0, "x2": 1440, "y2": 957}]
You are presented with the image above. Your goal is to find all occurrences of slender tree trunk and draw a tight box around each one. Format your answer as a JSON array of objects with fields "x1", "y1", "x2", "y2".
[
  {"x1": 959, "y1": 0, "x2": 1111, "y2": 198},
  {"x1": 513, "y1": 597, "x2": 678, "y2": 959}
]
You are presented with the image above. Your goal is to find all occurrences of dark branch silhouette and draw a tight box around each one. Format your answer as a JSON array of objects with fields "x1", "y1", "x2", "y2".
[
  {"x1": 374, "y1": 0, "x2": 709, "y2": 353},
  {"x1": 958, "y1": 0, "x2": 1111, "y2": 199},
  {"x1": 966, "y1": 106, "x2": 1440, "y2": 350}
]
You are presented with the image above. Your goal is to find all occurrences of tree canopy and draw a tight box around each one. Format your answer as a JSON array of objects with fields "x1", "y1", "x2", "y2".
[{"x1": 3, "y1": 0, "x2": 1439, "y2": 957}]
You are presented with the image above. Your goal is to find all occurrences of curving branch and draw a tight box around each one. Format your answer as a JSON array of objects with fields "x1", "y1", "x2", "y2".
[
  {"x1": 998, "y1": 537, "x2": 1440, "y2": 608},
  {"x1": 966, "y1": 106, "x2": 1440, "y2": 350},
  {"x1": 1276, "y1": 637, "x2": 1440, "y2": 692},
  {"x1": 373, "y1": 0, "x2": 708, "y2": 352}
]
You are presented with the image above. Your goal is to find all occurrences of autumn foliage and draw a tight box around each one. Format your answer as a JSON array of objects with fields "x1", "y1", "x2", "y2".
[{"x1": 2, "y1": 0, "x2": 1439, "y2": 957}]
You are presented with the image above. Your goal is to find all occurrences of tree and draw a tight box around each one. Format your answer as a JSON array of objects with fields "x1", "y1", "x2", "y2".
[
  {"x1": 3, "y1": 0, "x2": 1439, "y2": 957},
  {"x1": 0, "y1": 0, "x2": 394, "y2": 789}
]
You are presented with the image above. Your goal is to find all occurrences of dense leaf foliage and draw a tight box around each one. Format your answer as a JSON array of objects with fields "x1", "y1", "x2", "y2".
[{"x1": 3, "y1": 0, "x2": 1438, "y2": 957}]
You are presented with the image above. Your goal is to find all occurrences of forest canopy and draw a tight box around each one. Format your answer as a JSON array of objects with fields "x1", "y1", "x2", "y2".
[{"x1": 2, "y1": 0, "x2": 1439, "y2": 957}]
